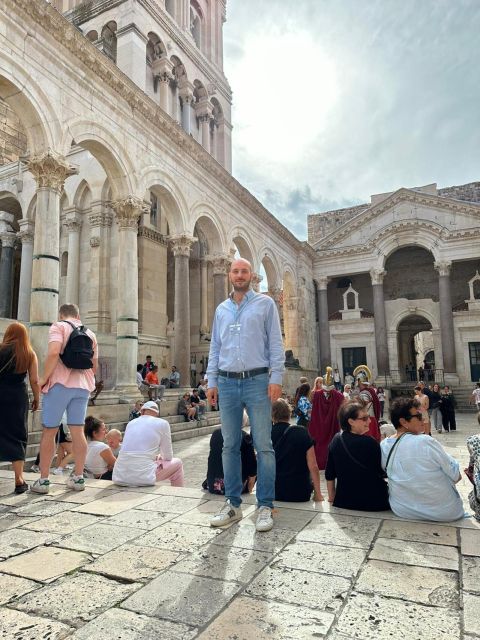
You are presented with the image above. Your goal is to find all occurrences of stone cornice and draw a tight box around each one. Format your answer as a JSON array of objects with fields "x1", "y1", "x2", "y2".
[
  {"x1": 138, "y1": 225, "x2": 167, "y2": 245},
  {"x1": 11, "y1": 0, "x2": 305, "y2": 256},
  {"x1": 311, "y1": 188, "x2": 480, "y2": 251}
]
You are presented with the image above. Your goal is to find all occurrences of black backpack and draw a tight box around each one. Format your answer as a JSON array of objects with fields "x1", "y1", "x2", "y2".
[{"x1": 60, "y1": 321, "x2": 94, "y2": 370}]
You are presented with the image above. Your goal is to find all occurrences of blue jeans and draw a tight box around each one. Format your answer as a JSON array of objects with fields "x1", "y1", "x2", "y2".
[{"x1": 218, "y1": 372, "x2": 275, "y2": 508}]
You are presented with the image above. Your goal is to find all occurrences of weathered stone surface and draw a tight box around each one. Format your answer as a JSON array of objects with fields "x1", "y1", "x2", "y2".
[
  {"x1": 0, "y1": 529, "x2": 56, "y2": 559},
  {"x1": 0, "y1": 513, "x2": 39, "y2": 532},
  {"x1": 296, "y1": 513, "x2": 380, "y2": 549},
  {"x1": 213, "y1": 522, "x2": 296, "y2": 553},
  {"x1": 275, "y1": 540, "x2": 367, "y2": 578},
  {"x1": 84, "y1": 544, "x2": 180, "y2": 581},
  {"x1": 0, "y1": 574, "x2": 39, "y2": 605},
  {"x1": 104, "y1": 508, "x2": 176, "y2": 530},
  {"x1": 463, "y1": 592, "x2": 480, "y2": 636},
  {"x1": 173, "y1": 544, "x2": 272, "y2": 583},
  {"x1": 50, "y1": 487, "x2": 121, "y2": 504},
  {"x1": 370, "y1": 537, "x2": 459, "y2": 571},
  {"x1": 12, "y1": 499, "x2": 71, "y2": 518},
  {"x1": 243, "y1": 507, "x2": 317, "y2": 532},
  {"x1": 132, "y1": 522, "x2": 222, "y2": 553},
  {"x1": 196, "y1": 596, "x2": 335, "y2": 639},
  {"x1": 71, "y1": 491, "x2": 158, "y2": 516},
  {"x1": 0, "y1": 607, "x2": 73, "y2": 639},
  {"x1": 173, "y1": 501, "x2": 255, "y2": 527},
  {"x1": 462, "y1": 556, "x2": 480, "y2": 593},
  {"x1": 379, "y1": 520, "x2": 458, "y2": 546},
  {"x1": 460, "y1": 528, "x2": 480, "y2": 556},
  {"x1": 355, "y1": 559, "x2": 459, "y2": 608},
  {"x1": 0, "y1": 546, "x2": 91, "y2": 582},
  {"x1": 246, "y1": 565, "x2": 350, "y2": 612},
  {"x1": 20, "y1": 511, "x2": 100, "y2": 534},
  {"x1": 71, "y1": 608, "x2": 196, "y2": 640},
  {"x1": 121, "y1": 570, "x2": 240, "y2": 626},
  {"x1": 335, "y1": 592, "x2": 460, "y2": 639},
  {"x1": 54, "y1": 522, "x2": 145, "y2": 554},
  {"x1": 13, "y1": 572, "x2": 141, "y2": 627},
  {"x1": 135, "y1": 495, "x2": 206, "y2": 514}
]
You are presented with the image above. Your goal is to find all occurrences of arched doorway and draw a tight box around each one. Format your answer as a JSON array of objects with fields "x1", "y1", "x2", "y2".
[{"x1": 397, "y1": 314, "x2": 433, "y2": 382}]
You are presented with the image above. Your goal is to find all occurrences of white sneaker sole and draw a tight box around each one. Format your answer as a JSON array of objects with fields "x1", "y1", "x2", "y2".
[{"x1": 210, "y1": 512, "x2": 243, "y2": 528}]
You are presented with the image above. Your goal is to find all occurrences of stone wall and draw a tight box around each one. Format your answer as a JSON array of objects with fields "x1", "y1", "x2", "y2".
[
  {"x1": 307, "y1": 204, "x2": 368, "y2": 244},
  {"x1": 438, "y1": 182, "x2": 480, "y2": 203},
  {"x1": 0, "y1": 98, "x2": 27, "y2": 165}
]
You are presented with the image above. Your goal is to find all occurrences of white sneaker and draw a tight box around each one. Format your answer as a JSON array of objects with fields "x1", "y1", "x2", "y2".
[
  {"x1": 256, "y1": 506, "x2": 274, "y2": 532},
  {"x1": 52, "y1": 467, "x2": 64, "y2": 475},
  {"x1": 31, "y1": 478, "x2": 50, "y2": 494},
  {"x1": 210, "y1": 500, "x2": 242, "y2": 527},
  {"x1": 66, "y1": 473, "x2": 85, "y2": 491}
]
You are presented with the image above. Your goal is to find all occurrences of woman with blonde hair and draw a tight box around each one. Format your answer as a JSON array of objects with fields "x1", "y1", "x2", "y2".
[
  {"x1": 310, "y1": 376, "x2": 324, "y2": 400},
  {"x1": 0, "y1": 322, "x2": 40, "y2": 493}
]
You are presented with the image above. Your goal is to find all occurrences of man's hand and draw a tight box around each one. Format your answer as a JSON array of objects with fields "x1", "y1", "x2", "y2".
[
  {"x1": 207, "y1": 387, "x2": 218, "y2": 407},
  {"x1": 268, "y1": 384, "x2": 283, "y2": 404}
]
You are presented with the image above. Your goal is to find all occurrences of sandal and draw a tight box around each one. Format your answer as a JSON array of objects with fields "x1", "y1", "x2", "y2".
[{"x1": 14, "y1": 482, "x2": 29, "y2": 495}]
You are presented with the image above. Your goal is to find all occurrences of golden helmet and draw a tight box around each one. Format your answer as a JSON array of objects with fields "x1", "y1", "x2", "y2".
[{"x1": 353, "y1": 364, "x2": 372, "y2": 384}]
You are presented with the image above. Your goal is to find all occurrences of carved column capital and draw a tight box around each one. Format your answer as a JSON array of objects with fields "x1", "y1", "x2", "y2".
[
  {"x1": 64, "y1": 213, "x2": 82, "y2": 233},
  {"x1": 269, "y1": 286, "x2": 282, "y2": 302},
  {"x1": 370, "y1": 268, "x2": 387, "y2": 285},
  {"x1": 111, "y1": 196, "x2": 143, "y2": 230},
  {"x1": 18, "y1": 219, "x2": 35, "y2": 245},
  {"x1": 169, "y1": 234, "x2": 197, "y2": 257},
  {"x1": 251, "y1": 272, "x2": 263, "y2": 291},
  {"x1": 208, "y1": 253, "x2": 231, "y2": 275},
  {"x1": 26, "y1": 149, "x2": 78, "y2": 192},
  {"x1": 315, "y1": 276, "x2": 330, "y2": 290},
  {"x1": 0, "y1": 232, "x2": 16, "y2": 249},
  {"x1": 434, "y1": 260, "x2": 452, "y2": 277}
]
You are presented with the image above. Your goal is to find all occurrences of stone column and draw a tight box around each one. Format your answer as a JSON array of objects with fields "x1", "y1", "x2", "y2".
[
  {"x1": 269, "y1": 286, "x2": 282, "y2": 316},
  {"x1": 64, "y1": 213, "x2": 82, "y2": 305},
  {"x1": 27, "y1": 151, "x2": 77, "y2": 366},
  {"x1": 152, "y1": 57, "x2": 174, "y2": 115},
  {"x1": 435, "y1": 260, "x2": 457, "y2": 377},
  {"x1": 115, "y1": 24, "x2": 148, "y2": 92},
  {"x1": 112, "y1": 196, "x2": 143, "y2": 395},
  {"x1": 316, "y1": 276, "x2": 331, "y2": 372},
  {"x1": 200, "y1": 257, "x2": 209, "y2": 334},
  {"x1": 0, "y1": 231, "x2": 16, "y2": 318},
  {"x1": 199, "y1": 115, "x2": 211, "y2": 153},
  {"x1": 251, "y1": 272, "x2": 263, "y2": 293},
  {"x1": 211, "y1": 254, "x2": 229, "y2": 309},
  {"x1": 17, "y1": 220, "x2": 35, "y2": 322},
  {"x1": 179, "y1": 84, "x2": 194, "y2": 135},
  {"x1": 170, "y1": 234, "x2": 196, "y2": 387},
  {"x1": 158, "y1": 74, "x2": 171, "y2": 113},
  {"x1": 370, "y1": 268, "x2": 390, "y2": 377},
  {"x1": 85, "y1": 202, "x2": 113, "y2": 333}
]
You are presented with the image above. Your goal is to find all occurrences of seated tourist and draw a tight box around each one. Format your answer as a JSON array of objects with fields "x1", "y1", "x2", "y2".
[
  {"x1": 178, "y1": 393, "x2": 196, "y2": 422},
  {"x1": 129, "y1": 400, "x2": 142, "y2": 421},
  {"x1": 145, "y1": 365, "x2": 164, "y2": 401},
  {"x1": 381, "y1": 397, "x2": 464, "y2": 522},
  {"x1": 112, "y1": 401, "x2": 184, "y2": 487},
  {"x1": 272, "y1": 398, "x2": 323, "y2": 502},
  {"x1": 106, "y1": 428, "x2": 123, "y2": 457},
  {"x1": 190, "y1": 388, "x2": 206, "y2": 419},
  {"x1": 136, "y1": 364, "x2": 147, "y2": 392},
  {"x1": 465, "y1": 413, "x2": 480, "y2": 521},
  {"x1": 202, "y1": 427, "x2": 257, "y2": 495},
  {"x1": 325, "y1": 402, "x2": 390, "y2": 511},
  {"x1": 84, "y1": 416, "x2": 116, "y2": 480}
]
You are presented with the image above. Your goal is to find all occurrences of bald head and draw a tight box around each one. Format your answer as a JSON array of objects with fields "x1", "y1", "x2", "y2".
[
  {"x1": 229, "y1": 258, "x2": 253, "y2": 294},
  {"x1": 230, "y1": 258, "x2": 252, "y2": 273}
]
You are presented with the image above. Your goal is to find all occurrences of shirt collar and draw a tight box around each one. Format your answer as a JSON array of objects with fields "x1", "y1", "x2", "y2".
[{"x1": 229, "y1": 288, "x2": 255, "y2": 305}]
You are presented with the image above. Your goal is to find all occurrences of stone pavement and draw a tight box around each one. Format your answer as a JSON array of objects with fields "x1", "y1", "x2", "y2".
[{"x1": 0, "y1": 414, "x2": 479, "y2": 639}]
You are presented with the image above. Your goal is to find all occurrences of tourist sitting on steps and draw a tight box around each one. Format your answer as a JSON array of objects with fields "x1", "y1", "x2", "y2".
[
  {"x1": 84, "y1": 416, "x2": 116, "y2": 480},
  {"x1": 178, "y1": 393, "x2": 197, "y2": 422}
]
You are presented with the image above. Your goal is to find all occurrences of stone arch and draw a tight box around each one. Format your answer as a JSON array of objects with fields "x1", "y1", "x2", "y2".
[
  {"x1": 86, "y1": 30, "x2": 98, "y2": 43},
  {"x1": 140, "y1": 166, "x2": 188, "y2": 234},
  {"x1": 384, "y1": 245, "x2": 438, "y2": 303},
  {"x1": 0, "y1": 191, "x2": 22, "y2": 228},
  {"x1": 100, "y1": 21, "x2": 117, "y2": 63},
  {"x1": 190, "y1": 0, "x2": 205, "y2": 48},
  {"x1": 73, "y1": 179, "x2": 92, "y2": 211},
  {"x1": 230, "y1": 229, "x2": 256, "y2": 270},
  {"x1": 26, "y1": 194, "x2": 37, "y2": 221},
  {"x1": 61, "y1": 120, "x2": 136, "y2": 199},
  {"x1": 190, "y1": 204, "x2": 227, "y2": 254},
  {"x1": 372, "y1": 220, "x2": 443, "y2": 269},
  {"x1": 146, "y1": 31, "x2": 167, "y2": 63},
  {"x1": 259, "y1": 249, "x2": 281, "y2": 290},
  {"x1": 391, "y1": 307, "x2": 439, "y2": 333}
]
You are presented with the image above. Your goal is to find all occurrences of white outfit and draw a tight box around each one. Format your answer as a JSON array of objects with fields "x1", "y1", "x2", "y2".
[
  {"x1": 112, "y1": 415, "x2": 174, "y2": 486},
  {"x1": 85, "y1": 441, "x2": 109, "y2": 476},
  {"x1": 381, "y1": 433, "x2": 464, "y2": 522},
  {"x1": 472, "y1": 388, "x2": 480, "y2": 409}
]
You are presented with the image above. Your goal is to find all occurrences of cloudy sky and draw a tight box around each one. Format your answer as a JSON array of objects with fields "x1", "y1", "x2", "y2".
[{"x1": 223, "y1": 0, "x2": 480, "y2": 239}]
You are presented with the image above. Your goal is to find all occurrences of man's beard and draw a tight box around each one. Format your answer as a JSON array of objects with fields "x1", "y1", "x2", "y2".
[{"x1": 232, "y1": 278, "x2": 252, "y2": 292}]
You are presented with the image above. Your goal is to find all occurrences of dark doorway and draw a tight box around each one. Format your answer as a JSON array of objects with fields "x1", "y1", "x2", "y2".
[
  {"x1": 342, "y1": 347, "x2": 367, "y2": 377},
  {"x1": 469, "y1": 342, "x2": 480, "y2": 382}
]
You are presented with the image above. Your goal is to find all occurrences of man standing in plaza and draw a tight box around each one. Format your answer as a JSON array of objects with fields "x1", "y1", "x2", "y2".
[
  {"x1": 207, "y1": 258, "x2": 284, "y2": 532},
  {"x1": 32, "y1": 303, "x2": 97, "y2": 494}
]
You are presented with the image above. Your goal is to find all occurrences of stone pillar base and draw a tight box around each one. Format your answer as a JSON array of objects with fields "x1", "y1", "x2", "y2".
[
  {"x1": 116, "y1": 385, "x2": 143, "y2": 403},
  {"x1": 444, "y1": 373, "x2": 459, "y2": 387}
]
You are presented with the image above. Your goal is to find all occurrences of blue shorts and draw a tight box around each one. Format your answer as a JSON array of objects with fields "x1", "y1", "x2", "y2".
[{"x1": 42, "y1": 384, "x2": 90, "y2": 428}]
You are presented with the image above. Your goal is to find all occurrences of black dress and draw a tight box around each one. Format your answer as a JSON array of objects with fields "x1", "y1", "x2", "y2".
[
  {"x1": 0, "y1": 345, "x2": 28, "y2": 462},
  {"x1": 203, "y1": 428, "x2": 257, "y2": 494},
  {"x1": 272, "y1": 421, "x2": 314, "y2": 502},
  {"x1": 325, "y1": 431, "x2": 390, "y2": 511}
]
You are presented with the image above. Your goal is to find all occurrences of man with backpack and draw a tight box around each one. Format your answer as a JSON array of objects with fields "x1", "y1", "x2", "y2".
[{"x1": 32, "y1": 304, "x2": 97, "y2": 494}]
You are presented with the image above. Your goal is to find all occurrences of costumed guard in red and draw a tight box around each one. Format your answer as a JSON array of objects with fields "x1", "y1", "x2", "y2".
[
  {"x1": 354, "y1": 365, "x2": 381, "y2": 442},
  {"x1": 309, "y1": 367, "x2": 344, "y2": 470}
]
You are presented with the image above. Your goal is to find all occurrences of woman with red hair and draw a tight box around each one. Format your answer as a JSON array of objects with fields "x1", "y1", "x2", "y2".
[{"x1": 0, "y1": 322, "x2": 40, "y2": 493}]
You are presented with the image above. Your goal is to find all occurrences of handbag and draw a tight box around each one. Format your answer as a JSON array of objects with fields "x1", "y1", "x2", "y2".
[{"x1": 384, "y1": 433, "x2": 408, "y2": 475}]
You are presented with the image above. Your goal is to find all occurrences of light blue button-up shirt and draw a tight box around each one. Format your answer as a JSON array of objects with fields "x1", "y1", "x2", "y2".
[{"x1": 207, "y1": 289, "x2": 285, "y2": 388}]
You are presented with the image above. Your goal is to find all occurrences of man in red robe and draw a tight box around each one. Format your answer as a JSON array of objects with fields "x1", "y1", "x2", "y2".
[
  {"x1": 358, "y1": 381, "x2": 381, "y2": 442},
  {"x1": 309, "y1": 387, "x2": 344, "y2": 470}
]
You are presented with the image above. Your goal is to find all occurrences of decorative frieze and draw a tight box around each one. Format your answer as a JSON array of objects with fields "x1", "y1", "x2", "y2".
[{"x1": 138, "y1": 225, "x2": 167, "y2": 245}]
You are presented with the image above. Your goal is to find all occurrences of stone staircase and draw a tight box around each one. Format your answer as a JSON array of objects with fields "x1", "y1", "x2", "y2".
[{"x1": 389, "y1": 384, "x2": 478, "y2": 412}]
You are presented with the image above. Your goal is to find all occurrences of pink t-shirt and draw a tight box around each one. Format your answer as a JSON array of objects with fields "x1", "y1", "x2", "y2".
[{"x1": 42, "y1": 319, "x2": 98, "y2": 393}]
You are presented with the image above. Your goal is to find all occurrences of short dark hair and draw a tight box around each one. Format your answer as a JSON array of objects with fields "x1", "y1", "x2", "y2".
[
  {"x1": 414, "y1": 385, "x2": 422, "y2": 391},
  {"x1": 84, "y1": 415, "x2": 102, "y2": 439},
  {"x1": 137, "y1": 364, "x2": 143, "y2": 372},
  {"x1": 152, "y1": 365, "x2": 158, "y2": 371},
  {"x1": 59, "y1": 303, "x2": 80, "y2": 318},
  {"x1": 390, "y1": 397, "x2": 420, "y2": 428},
  {"x1": 338, "y1": 402, "x2": 364, "y2": 432},
  {"x1": 297, "y1": 383, "x2": 310, "y2": 399},
  {"x1": 146, "y1": 355, "x2": 152, "y2": 359},
  {"x1": 272, "y1": 398, "x2": 291, "y2": 423}
]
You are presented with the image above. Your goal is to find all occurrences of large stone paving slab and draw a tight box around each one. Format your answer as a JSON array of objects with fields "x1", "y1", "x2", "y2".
[
  {"x1": 20, "y1": 510, "x2": 101, "y2": 534},
  {"x1": 370, "y1": 537, "x2": 459, "y2": 570},
  {"x1": 54, "y1": 522, "x2": 145, "y2": 554},
  {"x1": 13, "y1": 572, "x2": 141, "y2": 627},
  {"x1": 12, "y1": 498, "x2": 72, "y2": 518},
  {"x1": 0, "y1": 574, "x2": 39, "y2": 605},
  {"x1": 135, "y1": 495, "x2": 206, "y2": 514},
  {"x1": 196, "y1": 596, "x2": 335, "y2": 639},
  {"x1": 121, "y1": 569, "x2": 240, "y2": 626},
  {"x1": 0, "y1": 529, "x2": 57, "y2": 559},
  {"x1": 0, "y1": 607, "x2": 73, "y2": 639},
  {"x1": 296, "y1": 513, "x2": 381, "y2": 549},
  {"x1": 246, "y1": 564, "x2": 350, "y2": 612},
  {"x1": 462, "y1": 556, "x2": 480, "y2": 593},
  {"x1": 244, "y1": 507, "x2": 317, "y2": 531},
  {"x1": 48, "y1": 486, "x2": 122, "y2": 504},
  {"x1": 463, "y1": 592, "x2": 480, "y2": 636},
  {"x1": 212, "y1": 522, "x2": 296, "y2": 553},
  {"x1": 274, "y1": 540, "x2": 367, "y2": 578},
  {"x1": 0, "y1": 513, "x2": 39, "y2": 532},
  {"x1": 334, "y1": 592, "x2": 460, "y2": 639},
  {"x1": 103, "y1": 508, "x2": 176, "y2": 530},
  {"x1": 172, "y1": 500, "x2": 255, "y2": 527},
  {"x1": 71, "y1": 608, "x2": 197, "y2": 640},
  {"x1": 132, "y1": 522, "x2": 223, "y2": 553},
  {"x1": 355, "y1": 559, "x2": 459, "y2": 608},
  {"x1": 83, "y1": 544, "x2": 181, "y2": 581},
  {"x1": 460, "y1": 528, "x2": 480, "y2": 556},
  {"x1": 173, "y1": 544, "x2": 272, "y2": 583},
  {"x1": 71, "y1": 491, "x2": 158, "y2": 516},
  {"x1": 379, "y1": 520, "x2": 458, "y2": 546},
  {"x1": 0, "y1": 546, "x2": 91, "y2": 582}
]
